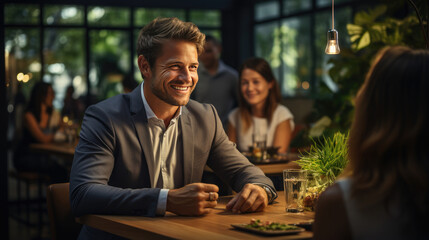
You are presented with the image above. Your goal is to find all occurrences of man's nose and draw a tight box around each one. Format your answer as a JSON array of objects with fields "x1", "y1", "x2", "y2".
[{"x1": 178, "y1": 68, "x2": 192, "y2": 82}]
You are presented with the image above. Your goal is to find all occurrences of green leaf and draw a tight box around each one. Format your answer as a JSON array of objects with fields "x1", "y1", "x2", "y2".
[
  {"x1": 354, "y1": 5, "x2": 387, "y2": 25},
  {"x1": 347, "y1": 24, "x2": 363, "y2": 35},
  {"x1": 356, "y1": 31, "x2": 371, "y2": 50}
]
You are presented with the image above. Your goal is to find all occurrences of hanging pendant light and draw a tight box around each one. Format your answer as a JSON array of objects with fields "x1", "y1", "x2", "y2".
[{"x1": 325, "y1": 0, "x2": 340, "y2": 54}]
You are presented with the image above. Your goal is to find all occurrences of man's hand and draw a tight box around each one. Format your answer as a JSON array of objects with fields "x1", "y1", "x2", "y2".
[
  {"x1": 226, "y1": 183, "x2": 268, "y2": 213},
  {"x1": 166, "y1": 183, "x2": 219, "y2": 216}
]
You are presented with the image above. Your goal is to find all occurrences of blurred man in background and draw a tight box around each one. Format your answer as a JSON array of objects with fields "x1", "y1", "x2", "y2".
[{"x1": 192, "y1": 35, "x2": 238, "y2": 131}]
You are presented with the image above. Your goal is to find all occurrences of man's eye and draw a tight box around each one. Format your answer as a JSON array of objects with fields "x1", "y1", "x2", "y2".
[
  {"x1": 190, "y1": 65, "x2": 198, "y2": 71},
  {"x1": 170, "y1": 65, "x2": 181, "y2": 69}
]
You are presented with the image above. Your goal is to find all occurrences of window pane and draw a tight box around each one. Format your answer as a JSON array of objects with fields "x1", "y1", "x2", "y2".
[
  {"x1": 90, "y1": 30, "x2": 130, "y2": 100},
  {"x1": 44, "y1": 5, "x2": 84, "y2": 25},
  {"x1": 5, "y1": 28, "x2": 41, "y2": 101},
  {"x1": 255, "y1": 1, "x2": 279, "y2": 21},
  {"x1": 200, "y1": 29, "x2": 222, "y2": 41},
  {"x1": 88, "y1": 7, "x2": 130, "y2": 27},
  {"x1": 134, "y1": 8, "x2": 185, "y2": 26},
  {"x1": 190, "y1": 10, "x2": 221, "y2": 27},
  {"x1": 254, "y1": 22, "x2": 280, "y2": 80},
  {"x1": 281, "y1": 16, "x2": 312, "y2": 96},
  {"x1": 134, "y1": 29, "x2": 141, "y2": 83},
  {"x1": 5, "y1": 4, "x2": 39, "y2": 24},
  {"x1": 43, "y1": 28, "x2": 86, "y2": 110},
  {"x1": 314, "y1": 7, "x2": 352, "y2": 93},
  {"x1": 283, "y1": 0, "x2": 311, "y2": 15}
]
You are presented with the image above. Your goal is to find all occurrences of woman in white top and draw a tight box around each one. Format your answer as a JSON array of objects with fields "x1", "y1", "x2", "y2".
[
  {"x1": 227, "y1": 57, "x2": 294, "y2": 153},
  {"x1": 314, "y1": 46, "x2": 429, "y2": 239}
]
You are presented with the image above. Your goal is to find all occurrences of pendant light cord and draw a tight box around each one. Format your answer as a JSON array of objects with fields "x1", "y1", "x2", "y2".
[{"x1": 332, "y1": 0, "x2": 335, "y2": 29}]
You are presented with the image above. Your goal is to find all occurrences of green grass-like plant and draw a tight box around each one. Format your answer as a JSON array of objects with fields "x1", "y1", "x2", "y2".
[{"x1": 297, "y1": 131, "x2": 349, "y2": 192}]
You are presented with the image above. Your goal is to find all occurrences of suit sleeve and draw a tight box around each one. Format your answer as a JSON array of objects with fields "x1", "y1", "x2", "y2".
[
  {"x1": 69, "y1": 104, "x2": 159, "y2": 217},
  {"x1": 205, "y1": 105, "x2": 277, "y2": 196}
]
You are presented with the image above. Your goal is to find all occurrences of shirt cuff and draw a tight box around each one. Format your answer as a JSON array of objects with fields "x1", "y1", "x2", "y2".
[{"x1": 156, "y1": 189, "x2": 169, "y2": 216}]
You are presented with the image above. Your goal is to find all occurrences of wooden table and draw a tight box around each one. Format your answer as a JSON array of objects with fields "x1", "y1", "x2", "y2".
[
  {"x1": 29, "y1": 143, "x2": 300, "y2": 175},
  {"x1": 77, "y1": 191, "x2": 314, "y2": 240},
  {"x1": 205, "y1": 160, "x2": 301, "y2": 176},
  {"x1": 257, "y1": 161, "x2": 301, "y2": 175}
]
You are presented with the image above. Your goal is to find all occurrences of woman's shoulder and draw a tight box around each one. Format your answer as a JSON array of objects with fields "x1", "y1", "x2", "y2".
[
  {"x1": 275, "y1": 104, "x2": 293, "y2": 116},
  {"x1": 319, "y1": 178, "x2": 352, "y2": 205},
  {"x1": 313, "y1": 181, "x2": 352, "y2": 239},
  {"x1": 319, "y1": 182, "x2": 346, "y2": 204},
  {"x1": 228, "y1": 107, "x2": 240, "y2": 119},
  {"x1": 272, "y1": 104, "x2": 294, "y2": 125}
]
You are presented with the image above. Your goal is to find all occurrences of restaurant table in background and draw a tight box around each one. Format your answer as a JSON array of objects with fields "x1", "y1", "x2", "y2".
[
  {"x1": 258, "y1": 161, "x2": 300, "y2": 175},
  {"x1": 205, "y1": 152, "x2": 301, "y2": 176},
  {"x1": 77, "y1": 191, "x2": 314, "y2": 240},
  {"x1": 30, "y1": 142, "x2": 76, "y2": 163}
]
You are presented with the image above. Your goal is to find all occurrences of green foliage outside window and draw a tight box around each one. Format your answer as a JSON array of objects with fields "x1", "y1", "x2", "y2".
[
  {"x1": 190, "y1": 10, "x2": 220, "y2": 27},
  {"x1": 135, "y1": 8, "x2": 185, "y2": 26},
  {"x1": 88, "y1": 7, "x2": 130, "y2": 26},
  {"x1": 5, "y1": 4, "x2": 39, "y2": 24},
  {"x1": 44, "y1": 5, "x2": 84, "y2": 25}
]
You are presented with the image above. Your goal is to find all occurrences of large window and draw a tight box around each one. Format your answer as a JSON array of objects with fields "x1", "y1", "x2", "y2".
[
  {"x1": 254, "y1": 0, "x2": 355, "y2": 97},
  {"x1": 4, "y1": 3, "x2": 221, "y2": 112}
]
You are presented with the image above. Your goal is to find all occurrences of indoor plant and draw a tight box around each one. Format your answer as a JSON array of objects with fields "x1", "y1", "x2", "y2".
[{"x1": 296, "y1": 131, "x2": 349, "y2": 210}]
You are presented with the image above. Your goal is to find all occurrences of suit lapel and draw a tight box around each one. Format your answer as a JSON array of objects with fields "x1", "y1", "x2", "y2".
[
  {"x1": 181, "y1": 107, "x2": 194, "y2": 185},
  {"x1": 129, "y1": 84, "x2": 156, "y2": 188}
]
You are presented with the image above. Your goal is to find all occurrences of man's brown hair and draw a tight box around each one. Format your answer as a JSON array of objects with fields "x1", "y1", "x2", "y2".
[{"x1": 137, "y1": 17, "x2": 205, "y2": 69}]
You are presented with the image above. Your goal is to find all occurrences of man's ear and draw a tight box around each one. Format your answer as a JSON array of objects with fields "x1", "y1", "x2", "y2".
[{"x1": 138, "y1": 55, "x2": 151, "y2": 79}]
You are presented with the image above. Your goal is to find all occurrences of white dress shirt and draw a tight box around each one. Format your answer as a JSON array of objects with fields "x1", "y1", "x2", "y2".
[{"x1": 141, "y1": 84, "x2": 183, "y2": 215}]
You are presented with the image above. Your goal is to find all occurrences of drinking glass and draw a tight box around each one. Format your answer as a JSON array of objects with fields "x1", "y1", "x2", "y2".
[
  {"x1": 283, "y1": 169, "x2": 307, "y2": 213},
  {"x1": 252, "y1": 133, "x2": 267, "y2": 162}
]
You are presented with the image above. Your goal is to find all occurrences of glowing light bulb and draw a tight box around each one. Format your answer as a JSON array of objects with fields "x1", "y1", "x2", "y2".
[{"x1": 325, "y1": 29, "x2": 340, "y2": 54}]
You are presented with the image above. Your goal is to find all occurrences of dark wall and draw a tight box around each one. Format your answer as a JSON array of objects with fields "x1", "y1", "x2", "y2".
[
  {"x1": 4, "y1": 0, "x2": 235, "y2": 9},
  {"x1": 1, "y1": 2, "x2": 10, "y2": 238},
  {"x1": 221, "y1": 0, "x2": 254, "y2": 70}
]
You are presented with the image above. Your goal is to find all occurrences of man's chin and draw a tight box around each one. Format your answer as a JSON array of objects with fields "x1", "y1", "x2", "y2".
[
  {"x1": 165, "y1": 97, "x2": 190, "y2": 106},
  {"x1": 176, "y1": 98, "x2": 190, "y2": 106}
]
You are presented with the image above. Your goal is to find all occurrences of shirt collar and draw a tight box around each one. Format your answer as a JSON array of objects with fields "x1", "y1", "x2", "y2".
[
  {"x1": 200, "y1": 60, "x2": 227, "y2": 76},
  {"x1": 141, "y1": 83, "x2": 182, "y2": 121},
  {"x1": 217, "y1": 60, "x2": 228, "y2": 74}
]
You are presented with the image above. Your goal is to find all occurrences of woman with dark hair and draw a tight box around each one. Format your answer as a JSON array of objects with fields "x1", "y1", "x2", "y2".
[
  {"x1": 24, "y1": 81, "x2": 56, "y2": 143},
  {"x1": 227, "y1": 57, "x2": 294, "y2": 154},
  {"x1": 14, "y1": 81, "x2": 68, "y2": 183},
  {"x1": 314, "y1": 46, "x2": 429, "y2": 239}
]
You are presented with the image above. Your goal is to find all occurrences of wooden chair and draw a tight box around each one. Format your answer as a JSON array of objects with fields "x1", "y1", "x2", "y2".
[{"x1": 46, "y1": 183, "x2": 82, "y2": 240}]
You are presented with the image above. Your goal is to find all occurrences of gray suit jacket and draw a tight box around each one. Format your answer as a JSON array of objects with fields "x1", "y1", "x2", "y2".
[{"x1": 70, "y1": 84, "x2": 275, "y2": 239}]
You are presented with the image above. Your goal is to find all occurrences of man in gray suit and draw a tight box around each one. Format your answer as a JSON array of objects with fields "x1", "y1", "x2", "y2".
[{"x1": 70, "y1": 17, "x2": 277, "y2": 239}]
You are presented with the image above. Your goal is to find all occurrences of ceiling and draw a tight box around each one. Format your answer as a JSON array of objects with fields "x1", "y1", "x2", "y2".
[{"x1": 3, "y1": 0, "x2": 240, "y2": 10}]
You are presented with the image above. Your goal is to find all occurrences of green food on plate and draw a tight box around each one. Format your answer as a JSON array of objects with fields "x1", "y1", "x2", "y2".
[{"x1": 245, "y1": 219, "x2": 299, "y2": 231}]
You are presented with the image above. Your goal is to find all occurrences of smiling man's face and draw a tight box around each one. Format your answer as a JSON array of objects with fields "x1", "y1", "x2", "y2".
[{"x1": 142, "y1": 40, "x2": 199, "y2": 107}]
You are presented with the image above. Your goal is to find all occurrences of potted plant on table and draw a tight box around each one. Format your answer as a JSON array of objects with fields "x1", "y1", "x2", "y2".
[{"x1": 296, "y1": 131, "x2": 349, "y2": 211}]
